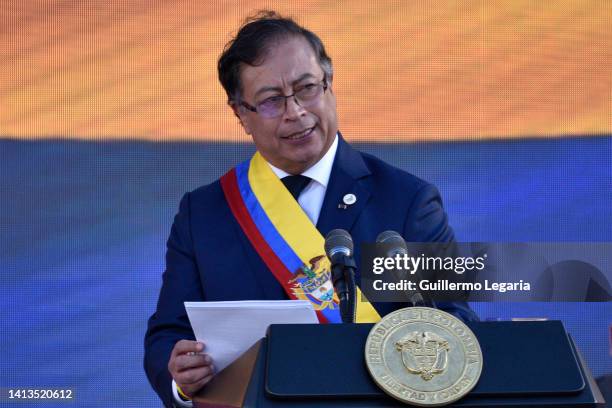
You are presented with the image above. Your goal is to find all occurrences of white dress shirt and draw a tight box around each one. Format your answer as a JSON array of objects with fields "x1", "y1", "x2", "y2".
[
  {"x1": 267, "y1": 134, "x2": 339, "y2": 225},
  {"x1": 172, "y1": 380, "x2": 192, "y2": 407}
]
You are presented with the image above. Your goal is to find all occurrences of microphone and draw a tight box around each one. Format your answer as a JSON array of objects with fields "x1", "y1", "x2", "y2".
[
  {"x1": 375, "y1": 230, "x2": 425, "y2": 306},
  {"x1": 324, "y1": 229, "x2": 357, "y2": 323},
  {"x1": 376, "y1": 230, "x2": 408, "y2": 257}
]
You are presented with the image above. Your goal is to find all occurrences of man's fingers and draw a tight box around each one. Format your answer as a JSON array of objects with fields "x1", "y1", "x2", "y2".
[
  {"x1": 172, "y1": 340, "x2": 204, "y2": 357},
  {"x1": 180, "y1": 373, "x2": 215, "y2": 398},
  {"x1": 175, "y1": 364, "x2": 215, "y2": 385},
  {"x1": 175, "y1": 353, "x2": 213, "y2": 371}
]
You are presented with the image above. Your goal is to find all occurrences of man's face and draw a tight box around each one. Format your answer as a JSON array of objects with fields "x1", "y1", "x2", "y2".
[{"x1": 234, "y1": 36, "x2": 337, "y2": 174}]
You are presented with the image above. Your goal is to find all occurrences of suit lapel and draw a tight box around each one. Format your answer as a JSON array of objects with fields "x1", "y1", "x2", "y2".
[{"x1": 316, "y1": 135, "x2": 371, "y2": 236}]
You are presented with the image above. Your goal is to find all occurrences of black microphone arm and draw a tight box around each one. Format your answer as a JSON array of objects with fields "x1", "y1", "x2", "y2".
[{"x1": 324, "y1": 229, "x2": 357, "y2": 323}]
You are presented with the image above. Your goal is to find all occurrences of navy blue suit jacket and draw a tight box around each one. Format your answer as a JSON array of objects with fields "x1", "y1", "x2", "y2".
[{"x1": 144, "y1": 137, "x2": 478, "y2": 407}]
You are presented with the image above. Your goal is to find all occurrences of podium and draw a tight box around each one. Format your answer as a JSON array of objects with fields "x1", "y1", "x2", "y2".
[{"x1": 194, "y1": 321, "x2": 605, "y2": 407}]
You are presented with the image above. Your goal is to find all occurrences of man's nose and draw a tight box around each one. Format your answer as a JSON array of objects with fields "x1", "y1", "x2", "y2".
[{"x1": 283, "y1": 95, "x2": 306, "y2": 120}]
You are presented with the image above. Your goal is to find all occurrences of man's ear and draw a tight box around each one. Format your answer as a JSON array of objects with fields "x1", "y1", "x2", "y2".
[
  {"x1": 326, "y1": 77, "x2": 334, "y2": 94},
  {"x1": 230, "y1": 102, "x2": 252, "y2": 135}
]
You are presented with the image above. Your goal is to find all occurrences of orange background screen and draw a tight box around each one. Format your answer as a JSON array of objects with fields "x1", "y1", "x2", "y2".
[{"x1": 2, "y1": 1, "x2": 611, "y2": 141}]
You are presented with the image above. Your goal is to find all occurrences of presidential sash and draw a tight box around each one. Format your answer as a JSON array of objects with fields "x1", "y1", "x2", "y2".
[{"x1": 220, "y1": 152, "x2": 381, "y2": 324}]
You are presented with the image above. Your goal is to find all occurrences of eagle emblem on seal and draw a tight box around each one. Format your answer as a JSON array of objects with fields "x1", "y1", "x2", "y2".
[{"x1": 395, "y1": 331, "x2": 449, "y2": 381}]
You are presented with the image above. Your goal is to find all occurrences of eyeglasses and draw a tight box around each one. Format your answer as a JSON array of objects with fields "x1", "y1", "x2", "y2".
[{"x1": 240, "y1": 78, "x2": 328, "y2": 119}]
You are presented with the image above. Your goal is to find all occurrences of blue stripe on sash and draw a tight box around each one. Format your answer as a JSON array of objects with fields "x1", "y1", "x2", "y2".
[
  {"x1": 235, "y1": 161, "x2": 303, "y2": 274},
  {"x1": 235, "y1": 160, "x2": 342, "y2": 324}
]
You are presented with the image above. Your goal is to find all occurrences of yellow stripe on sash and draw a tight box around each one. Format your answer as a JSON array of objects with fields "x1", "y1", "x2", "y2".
[{"x1": 248, "y1": 152, "x2": 381, "y2": 323}]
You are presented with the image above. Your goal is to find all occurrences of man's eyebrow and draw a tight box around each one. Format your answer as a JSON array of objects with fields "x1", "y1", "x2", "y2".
[{"x1": 253, "y1": 73, "x2": 317, "y2": 98}]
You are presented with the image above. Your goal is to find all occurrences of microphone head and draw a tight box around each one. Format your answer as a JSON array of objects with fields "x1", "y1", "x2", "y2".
[
  {"x1": 376, "y1": 230, "x2": 408, "y2": 257},
  {"x1": 325, "y1": 229, "x2": 354, "y2": 258}
]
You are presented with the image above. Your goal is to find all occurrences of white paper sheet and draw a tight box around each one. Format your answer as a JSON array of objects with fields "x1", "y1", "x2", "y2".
[{"x1": 185, "y1": 300, "x2": 318, "y2": 372}]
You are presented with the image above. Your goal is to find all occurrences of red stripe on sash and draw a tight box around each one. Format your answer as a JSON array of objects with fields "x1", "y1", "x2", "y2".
[{"x1": 220, "y1": 169, "x2": 328, "y2": 323}]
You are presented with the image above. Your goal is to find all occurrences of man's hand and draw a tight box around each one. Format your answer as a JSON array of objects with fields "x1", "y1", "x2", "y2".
[{"x1": 168, "y1": 340, "x2": 215, "y2": 398}]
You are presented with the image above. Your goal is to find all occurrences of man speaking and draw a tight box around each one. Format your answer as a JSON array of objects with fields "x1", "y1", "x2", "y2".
[{"x1": 144, "y1": 11, "x2": 477, "y2": 407}]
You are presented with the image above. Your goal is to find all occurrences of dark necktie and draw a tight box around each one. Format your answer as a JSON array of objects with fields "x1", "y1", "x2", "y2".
[{"x1": 281, "y1": 175, "x2": 311, "y2": 200}]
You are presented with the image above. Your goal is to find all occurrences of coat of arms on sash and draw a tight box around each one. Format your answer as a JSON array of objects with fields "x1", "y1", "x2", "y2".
[{"x1": 289, "y1": 255, "x2": 337, "y2": 310}]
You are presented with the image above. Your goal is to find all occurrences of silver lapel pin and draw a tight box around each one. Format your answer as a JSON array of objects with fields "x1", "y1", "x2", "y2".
[{"x1": 339, "y1": 193, "x2": 357, "y2": 209}]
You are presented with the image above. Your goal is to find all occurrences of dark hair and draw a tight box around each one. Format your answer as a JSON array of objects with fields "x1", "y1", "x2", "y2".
[{"x1": 218, "y1": 10, "x2": 333, "y2": 104}]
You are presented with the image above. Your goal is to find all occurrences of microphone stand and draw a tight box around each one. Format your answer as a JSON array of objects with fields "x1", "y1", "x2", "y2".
[{"x1": 330, "y1": 254, "x2": 357, "y2": 323}]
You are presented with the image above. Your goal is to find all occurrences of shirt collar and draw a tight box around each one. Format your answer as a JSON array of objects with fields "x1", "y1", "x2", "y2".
[{"x1": 267, "y1": 133, "x2": 338, "y2": 188}]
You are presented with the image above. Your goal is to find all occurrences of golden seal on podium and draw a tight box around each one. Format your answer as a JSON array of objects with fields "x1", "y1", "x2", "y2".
[{"x1": 365, "y1": 307, "x2": 483, "y2": 406}]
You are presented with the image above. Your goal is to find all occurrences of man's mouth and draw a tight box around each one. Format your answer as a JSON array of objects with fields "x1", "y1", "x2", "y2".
[{"x1": 283, "y1": 127, "x2": 315, "y2": 140}]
